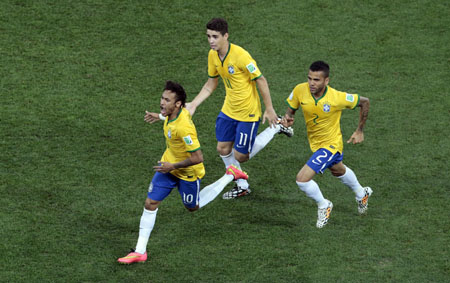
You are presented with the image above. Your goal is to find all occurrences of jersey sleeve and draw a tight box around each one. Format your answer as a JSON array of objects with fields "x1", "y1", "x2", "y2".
[
  {"x1": 337, "y1": 91, "x2": 360, "y2": 110},
  {"x1": 177, "y1": 121, "x2": 201, "y2": 152},
  {"x1": 286, "y1": 86, "x2": 301, "y2": 110},
  {"x1": 207, "y1": 50, "x2": 219, "y2": 78},
  {"x1": 237, "y1": 51, "x2": 262, "y2": 80}
]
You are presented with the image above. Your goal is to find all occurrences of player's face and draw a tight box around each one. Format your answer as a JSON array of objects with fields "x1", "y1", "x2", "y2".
[
  {"x1": 206, "y1": 29, "x2": 228, "y2": 51},
  {"x1": 308, "y1": 70, "x2": 329, "y2": 96},
  {"x1": 160, "y1": 90, "x2": 181, "y2": 118}
]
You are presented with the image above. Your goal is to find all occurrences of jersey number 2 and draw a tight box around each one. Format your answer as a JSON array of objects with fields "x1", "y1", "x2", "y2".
[{"x1": 312, "y1": 150, "x2": 328, "y2": 165}]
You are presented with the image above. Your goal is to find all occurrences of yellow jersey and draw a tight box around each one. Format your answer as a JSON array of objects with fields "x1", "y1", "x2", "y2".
[
  {"x1": 208, "y1": 43, "x2": 262, "y2": 122},
  {"x1": 161, "y1": 108, "x2": 205, "y2": 181},
  {"x1": 286, "y1": 83, "x2": 359, "y2": 154}
]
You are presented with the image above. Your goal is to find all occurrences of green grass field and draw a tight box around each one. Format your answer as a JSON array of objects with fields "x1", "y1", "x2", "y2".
[{"x1": 1, "y1": 0, "x2": 449, "y2": 282}]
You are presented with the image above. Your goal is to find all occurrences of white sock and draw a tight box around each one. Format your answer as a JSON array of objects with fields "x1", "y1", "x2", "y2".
[
  {"x1": 296, "y1": 180, "x2": 328, "y2": 208},
  {"x1": 135, "y1": 208, "x2": 158, "y2": 254},
  {"x1": 249, "y1": 125, "x2": 280, "y2": 159},
  {"x1": 220, "y1": 152, "x2": 235, "y2": 168},
  {"x1": 220, "y1": 152, "x2": 249, "y2": 189},
  {"x1": 337, "y1": 166, "x2": 365, "y2": 199},
  {"x1": 199, "y1": 174, "x2": 234, "y2": 208}
]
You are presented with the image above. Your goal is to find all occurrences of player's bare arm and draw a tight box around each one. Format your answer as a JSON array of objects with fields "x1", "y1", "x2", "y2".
[
  {"x1": 347, "y1": 96, "x2": 370, "y2": 144},
  {"x1": 153, "y1": 150, "x2": 204, "y2": 173},
  {"x1": 144, "y1": 111, "x2": 164, "y2": 124},
  {"x1": 256, "y1": 75, "x2": 278, "y2": 127},
  {"x1": 186, "y1": 77, "x2": 219, "y2": 116}
]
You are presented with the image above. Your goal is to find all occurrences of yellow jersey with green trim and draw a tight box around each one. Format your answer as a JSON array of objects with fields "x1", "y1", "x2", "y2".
[
  {"x1": 286, "y1": 83, "x2": 359, "y2": 154},
  {"x1": 161, "y1": 108, "x2": 205, "y2": 181},
  {"x1": 208, "y1": 43, "x2": 262, "y2": 122}
]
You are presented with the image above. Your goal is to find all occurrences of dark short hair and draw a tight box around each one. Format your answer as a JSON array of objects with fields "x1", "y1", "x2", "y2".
[
  {"x1": 206, "y1": 18, "x2": 228, "y2": 35},
  {"x1": 164, "y1": 81, "x2": 186, "y2": 107},
  {"x1": 309, "y1": 61, "x2": 330, "y2": 78}
]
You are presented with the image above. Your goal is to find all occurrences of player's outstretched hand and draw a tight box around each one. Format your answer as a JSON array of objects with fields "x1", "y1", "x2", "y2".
[
  {"x1": 347, "y1": 130, "x2": 364, "y2": 144},
  {"x1": 263, "y1": 107, "x2": 278, "y2": 128},
  {"x1": 145, "y1": 111, "x2": 161, "y2": 124}
]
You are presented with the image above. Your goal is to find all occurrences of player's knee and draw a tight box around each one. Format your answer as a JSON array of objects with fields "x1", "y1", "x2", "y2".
[
  {"x1": 296, "y1": 168, "x2": 314, "y2": 183},
  {"x1": 185, "y1": 205, "x2": 199, "y2": 212},
  {"x1": 216, "y1": 146, "x2": 231, "y2": 156},
  {"x1": 144, "y1": 198, "x2": 160, "y2": 211},
  {"x1": 330, "y1": 165, "x2": 346, "y2": 177},
  {"x1": 331, "y1": 170, "x2": 344, "y2": 177},
  {"x1": 296, "y1": 175, "x2": 311, "y2": 183},
  {"x1": 144, "y1": 203, "x2": 159, "y2": 211},
  {"x1": 235, "y1": 154, "x2": 249, "y2": 163}
]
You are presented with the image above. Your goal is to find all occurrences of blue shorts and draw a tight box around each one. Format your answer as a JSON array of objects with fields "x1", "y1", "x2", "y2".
[
  {"x1": 306, "y1": 148, "x2": 344, "y2": 174},
  {"x1": 147, "y1": 172, "x2": 201, "y2": 209},
  {"x1": 215, "y1": 112, "x2": 260, "y2": 154}
]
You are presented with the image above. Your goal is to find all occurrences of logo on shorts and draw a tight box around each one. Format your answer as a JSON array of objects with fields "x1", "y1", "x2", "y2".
[
  {"x1": 228, "y1": 65, "x2": 235, "y2": 74},
  {"x1": 323, "y1": 104, "x2": 331, "y2": 113},
  {"x1": 346, "y1": 93, "x2": 355, "y2": 102},
  {"x1": 148, "y1": 182, "x2": 153, "y2": 193},
  {"x1": 183, "y1": 135, "x2": 193, "y2": 145},
  {"x1": 246, "y1": 62, "x2": 257, "y2": 73}
]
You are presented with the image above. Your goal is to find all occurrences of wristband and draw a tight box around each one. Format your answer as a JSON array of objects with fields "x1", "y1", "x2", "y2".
[{"x1": 159, "y1": 113, "x2": 165, "y2": 120}]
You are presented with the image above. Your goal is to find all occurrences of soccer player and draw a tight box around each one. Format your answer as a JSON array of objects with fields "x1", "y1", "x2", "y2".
[
  {"x1": 118, "y1": 81, "x2": 248, "y2": 264},
  {"x1": 280, "y1": 61, "x2": 373, "y2": 228},
  {"x1": 186, "y1": 18, "x2": 293, "y2": 199}
]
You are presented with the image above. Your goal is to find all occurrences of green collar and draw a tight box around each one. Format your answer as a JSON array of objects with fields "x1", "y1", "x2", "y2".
[
  {"x1": 311, "y1": 86, "x2": 328, "y2": 105},
  {"x1": 218, "y1": 43, "x2": 231, "y2": 66},
  {"x1": 167, "y1": 108, "x2": 182, "y2": 124}
]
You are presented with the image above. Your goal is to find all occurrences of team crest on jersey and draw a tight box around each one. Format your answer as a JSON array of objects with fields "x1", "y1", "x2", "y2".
[
  {"x1": 228, "y1": 65, "x2": 235, "y2": 74},
  {"x1": 246, "y1": 62, "x2": 257, "y2": 73},
  {"x1": 168, "y1": 129, "x2": 172, "y2": 139},
  {"x1": 323, "y1": 104, "x2": 331, "y2": 113},
  {"x1": 183, "y1": 135, "x2": 193, "y2": 145},
  {"x1": 346, "y1": 93, "x2": 355, "y2": 102}
]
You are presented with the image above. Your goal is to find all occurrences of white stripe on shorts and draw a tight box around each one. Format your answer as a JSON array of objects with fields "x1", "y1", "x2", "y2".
[{"x1": 248, "y1": 122, "x2": 257, "y2": 153}]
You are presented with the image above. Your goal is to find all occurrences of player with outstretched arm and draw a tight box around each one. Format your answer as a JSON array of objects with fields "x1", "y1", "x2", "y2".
[
  {"x1": 280, "y1": 61, "x2": 373, "y2": 228},
  {"x1": 118, "y1": 81, "x2": 248, "y2": 264}
]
